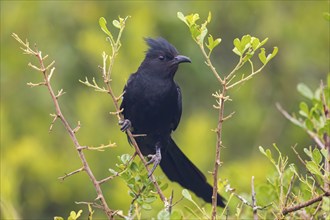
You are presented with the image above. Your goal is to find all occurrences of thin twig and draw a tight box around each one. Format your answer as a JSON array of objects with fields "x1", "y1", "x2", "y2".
[
  {"x1": 291, "y1": 145, "x2": 326, "y2": 193},
  {"x1": 276, "y1": 103, "x2": 325, "y2": 149},
  {"x1": 251, "y1": 176, "x2": 258, "y2": 220},
  {"x1": 282, "y1": 191, "x2": 330, "y2": 216},
  {"x1": 58, "y1": 167, "x2": 85, "y2": 181},
  {"x1": 284, "y1": 174, "x2": 296, "y2": 207}
]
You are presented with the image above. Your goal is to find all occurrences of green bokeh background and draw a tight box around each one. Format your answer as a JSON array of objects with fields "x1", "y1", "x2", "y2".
[{"x1": 1, "y1": 1, "x2": 329, "y2": 219}]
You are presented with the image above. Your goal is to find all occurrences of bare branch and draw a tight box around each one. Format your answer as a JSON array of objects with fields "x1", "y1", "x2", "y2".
[
  {"x1": 282, "y1": 191, "x2": 330, "y2": 216},
  {"x1": 58, "y1": 167, "x2": 85, "y2": 181},
  {"x1": 13, "y1": 33, "x2": 115, "y2": 219},
  {"x1": 251, "y1": 176, "x2": 258, "y2": 220},
  {"x1": 276, "y1": 103, "x2": 325, "y2": 149},
  {"x1": 27, "y1": 81, "x2": 46, "y2": 87}
]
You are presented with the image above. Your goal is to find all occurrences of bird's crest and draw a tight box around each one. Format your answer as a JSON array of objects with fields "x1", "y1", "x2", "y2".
[{"x1": 145, "y1": 37, "x2": 178, "y2": 58}]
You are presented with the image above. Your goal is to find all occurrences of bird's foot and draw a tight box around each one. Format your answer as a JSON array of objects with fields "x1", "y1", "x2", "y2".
[
  {"x1": 147, "y1": 146, "x2": 162, "y2": 177},
  {"x1": 119, "y1": 119, "x2": 131, "y2": 132}
]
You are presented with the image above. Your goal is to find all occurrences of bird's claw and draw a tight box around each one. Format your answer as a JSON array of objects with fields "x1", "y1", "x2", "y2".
[
  {"x1": 119, "y1": 119, "x2": 131, "y2": 132},
  {"x1": 147, "y1": 147, "x2": 162, "y2": 177}
]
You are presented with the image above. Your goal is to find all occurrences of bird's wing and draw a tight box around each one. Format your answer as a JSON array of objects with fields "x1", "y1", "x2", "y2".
[{"x1": 172, "y1": 84, "x2": 182, "y2": 131}]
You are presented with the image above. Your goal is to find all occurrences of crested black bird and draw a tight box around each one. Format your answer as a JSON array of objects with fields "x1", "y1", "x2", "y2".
[{"x1": 120, "y1": 37, "x2": 225, "y2": 207}]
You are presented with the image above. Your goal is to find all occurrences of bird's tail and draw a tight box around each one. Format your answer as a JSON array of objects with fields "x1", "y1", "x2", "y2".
[{"x1": 159, "y1": 138, "x2": 225, "y2": 207}]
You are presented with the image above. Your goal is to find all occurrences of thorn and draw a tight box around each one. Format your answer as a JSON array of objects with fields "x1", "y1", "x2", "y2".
[
  {"x1": 73, "y1": 121, "x2": 81, "y2": 133},
  {"x1": 49, "y1": 113, "x2": 59, "y2": 132},
  {"x1": 27, "y1": 81, "x2": 46, "y2": 87},
  {"x1": 223, "y1": 112, "x2": 235, "y2": 121},
  {"x1": 55, "y1": 89, "x2": 66, "y2": 99},
  {"x1": 110, "y1": 109, "x2": 123, "y2": 115},
  {"x1": 47, "y1": 67, "x2": 55, "y2": 81},
  {"x1": 46, "y1": 61, "x2": 55, "y2": 70},
  {"x1": 116, "y1": 91, "x2": 125, "y2": 101},
  {"x1": 58, "y1": 167, "x2": 84, "y2": 181},
  {"x1": 28, "y1": 62, "x2": 41, "y2": 71}
]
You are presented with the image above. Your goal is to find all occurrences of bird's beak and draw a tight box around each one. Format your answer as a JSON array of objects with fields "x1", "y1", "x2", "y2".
[{"x1": 174, "y1": 55, "x2": 191, "y2": 64}]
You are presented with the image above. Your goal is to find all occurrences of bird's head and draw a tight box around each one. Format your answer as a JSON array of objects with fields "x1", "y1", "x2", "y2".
[{"x1": 139, "y1": 37, "x2": 191, "y2": 78}]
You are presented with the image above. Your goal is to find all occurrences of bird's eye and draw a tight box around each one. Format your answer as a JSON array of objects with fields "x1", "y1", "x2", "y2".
[{"x1": 158, "y1": 55, "x2": 165, "y2": 61}]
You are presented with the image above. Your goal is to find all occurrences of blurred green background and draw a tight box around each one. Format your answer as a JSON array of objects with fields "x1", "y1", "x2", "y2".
[{"x1": 1, "y1": 1, "x2": 329, "y2": 219}]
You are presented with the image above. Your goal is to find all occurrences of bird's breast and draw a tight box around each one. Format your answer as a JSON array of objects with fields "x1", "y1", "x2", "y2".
[{"x1": 125, "y1": 79, "x2": 177, "y2": 134}]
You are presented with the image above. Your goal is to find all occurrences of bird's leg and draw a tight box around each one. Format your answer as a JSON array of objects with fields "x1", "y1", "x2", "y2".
[
  {"x1": 119, "y1": 119, "x2": 131, "y2": 132},
  {"x1": 147, "y1": 143, "x2": 162, "y2": 177}
]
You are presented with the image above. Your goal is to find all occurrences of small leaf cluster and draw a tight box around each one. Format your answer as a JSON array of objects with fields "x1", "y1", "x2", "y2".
[
  {"x1": 111, "y1": 154, "x2": 168, "y2": 213},
  {"x1": 177, "y1": 11, "x2": 278, "y2": 92},
  {"x1": 177, "y1": 12, "x2": 277, "y2": 66},
  {"x1": 297, "y1": 78, "x2": 330, "y2": 138},
  {"x1": 99, "y1": 16, "x2": 129, "y2": 50},
  {"x1": 54, "y1": 210, "x2": 83, "y2": 220},
  {"x1": 258, "y1": 145, "x2": 329, "y2": 219}
]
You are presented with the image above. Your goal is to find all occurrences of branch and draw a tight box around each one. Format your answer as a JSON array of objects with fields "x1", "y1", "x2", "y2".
[
  {"x1": 291, "y1": 145, "x2": 326, "y2": 193},
  {"x1": 58, "y1": 167, "x2": 85, "y2": 181},
  {"x1": 282, "y1": 191, "x2": 330, "y2": 216},
  {"x1": 276, "y1": 103, "x2": 325, "y2": 149},
  {"x1": 13, "y1": 33, "x2": 115, "y2": 219},
  {"x1": 251, "y1": 176, "x2": 258, "y2": 220}
]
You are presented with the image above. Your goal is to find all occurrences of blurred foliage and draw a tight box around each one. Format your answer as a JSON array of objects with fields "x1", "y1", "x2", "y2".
[{"x1": 1, "y1": 1, "x2": 329, "y2": 219}]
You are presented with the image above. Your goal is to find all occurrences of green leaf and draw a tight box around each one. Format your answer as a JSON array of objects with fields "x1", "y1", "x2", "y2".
[
  {"x1": 130, "y1": 162, "x2": 139, "y2": 172},
  {"x1": 182, "y1": 189, "x2": 193, "y2": 201},
  {"x1": 299, "y1": 101, "x2": 309, "y2": 117},
  {"x1": 144, "y1": 196, "x2": 157, "y2": 204},
  {"x1": 54, "y1": 217, "x2": 64, "y2": 220},
  {"x1": 322, "y1": 196, "x2": 330, "y2": 212},
  {"x1": 233, "y1": 38, "x2": 242, "y2": 56},
  {"x1": 241, "y1": 35, "x2": 251, "y2": 51},
  {"x1": 258, "y1": 47, "x2": 278, "y2": 65},
  {"x1": 323, "y1": 12, "x2": 330, "y2": 21},
  {"x1": 321, "y1": 147, "x2": 330, "y2": 166},
  {"x1": 305, "y1": 118, "x2": 314, "y2": 130},
  {"x1": 306, "y1": 161, "x2": 323, "y2": 177},
  {"x1": 259, "y1": 38, "x2": 269, "y2": 49},
  {"x1": 267, "y1": 47, "x2": 278, "y2": 62},
  {"x1": 99, "y1": 17, "x2": 113, "y2": 38},
  {"x1": 68, "y1": 210, "x2": 82, "y2": 220},
  {"x1": 142, "y1": 204, "x2": 152, "y2": 210},
  {"x1": 259, "y1": 146, "x2": 275, "y2": 164},
  {"x1": 207, "y1": 11, "x2": 212, "y2": 23},
  {"x1": 304, "y1": 148, "x2": 313, "y2": 158},
  {"x1": 233, "y1": 35, "x2": 252, "y2": 56},
  {"x1": 120, "y1": 154, "x2": 131, "y2": 164},
  {"x1": 197, "y1": 21, "x2": 208, "y2": 44},
  {"x1": 112, "y1": 19, "x2": 120, "y2": 29},
  {"x1": 108, "y1": 168, "x2": 117, "y2": 175},
  {"x1": 170, "y1": 210, "x2": 183, "y2": 220},
  {"x1": 186, "y1": 13, "x2": 200, "y2": 26},
  {"x1": 258, "y1": 48, "x2": 266, "y2": 64},
  {"x1": 160, "y1": 182, "x2": 168, "y2": 191},
  {"x1": 177, "y1": 12, "x2": 189, "y2": 27},
  {"x1": 312, "y1": 148, "x2": 322, "y2": 165},
  {"x1": 157, "y1": 209, "x2": 170, "y2": 220},
  {"x1": 297, "y1": 83, "x2": 314, "y2": 100},
  {"x1": 251, "y1": 37, "x2": 260, "y2": 50},
  {"x1": 289, "y1": 164, "x2": 299, "y2": 176},
  {"x1": 206, "y1": 34, "x2": 221, "y2": 52}
]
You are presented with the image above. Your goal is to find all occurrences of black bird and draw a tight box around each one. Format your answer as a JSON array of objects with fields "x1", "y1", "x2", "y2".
[{"x1": 120, "y1": 37, "x2": 225, "y2": 207}]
